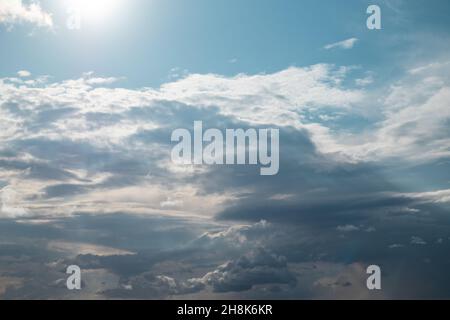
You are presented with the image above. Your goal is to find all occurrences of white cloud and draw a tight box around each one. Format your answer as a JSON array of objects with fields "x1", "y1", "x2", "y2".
[
  {"x1": 324, "y1": 38, "x2": 358, "y2": 50},
  {"x1": 410, "y1": 236, "x2": 427, "y2": 245},
  {"x1": 84, "y1": 76, "x2": 121, "y2": 86},
  {"x1": 17, "y1": 70, "x2": 31, "y2": 78},
  {"x1": 0, "y1": 186, "x2": 30, "y2": 218},
  {"x1": 0, "y1": 0, "x2": 53, "y2": 28},
  {"x1": 158, "y1": 64, "x2": 364, "y2": 128},
  {"x1": 307, "y1": 58, "x2": 450, "y2": 163},
  {"x1": 389, "y1": 244, "x2": 404, "y2": 249},
  {"x1": 47, "y1": 241, "x2": 135, "y2": 257},
  {"x1": 408, "y1": 61, "x2": 450, "y2": 75},
  {"x1": 1, "y1": 66, "x2": 363, "y2": 131},
  {"x1": 194, "y1": 220, "x2": 271, "y2": 250},
  {"x1": 159, "y1": 197, "x2": 183, "y2": 209},
  {"x1": 355, "y1": 75, "x2": 374, "y2": 87},
  {"x1": 407, "y1": 189, "x2": 450, "y2": 204},
  {"x1": 337, "y1": 224, "x2": 359, "y2": 232}
]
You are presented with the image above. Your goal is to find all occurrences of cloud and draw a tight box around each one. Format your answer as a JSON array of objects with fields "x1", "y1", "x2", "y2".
[
  {"x1": 104, "y1": 273, "x2": 205, "y2": 298},
  {"x1": 337, "y1": 224, "x2": 359, "y2": 232},
  {"x1": 0, "y1": 186, "x2": 30, "y2": 219},
  {"x1": 324, "y1": 38, "x2": 358, "y2": 50},
  {"x1": 355, "y1": 75, "x2": 374, "y2": 87},
  {"x1": 0, "y1": 66, "x2": 365, "y2": 219},
  {"x1": 408, "y1": 61, "x2": 450, "y2": 75},
  {"x1": 299, "y1": 58, "x2": 450, "y2": 164},
  {"x1": 191, "y1": 220, "x2": 274, "y2": 253},
  {"x1": 389, "y1": 244, "x2": 404, "y2": 249},
  {"x1": 0, "y1": 0, "x2": 53, "y2": 29},
  {"x1": 1, "y1": 60, "x2": 450, "y2": 299},
  {"x1": 407, "y1": 189, "x2": 450, "y2": 204},
  {"x1": 0, "y1": 63, "x2": 449, "y2": 226},
  {"x1": 190, "y1": 247, "x2": 296, "y2": 293},
  {"x1": 47, "y1": 240, "x2": 135, "y2": 258},
  {"x1": 157, "y1": 64, "x2": 364, "y2": 129},
  {"x1": 410, "y1": 236, "x2": 427, "y2": 245},
  {"x1": 84, "y1": 77, "x2": 122, "y2": 86},
  {"x1": 17, "y1": 70, "x2": 31, "y2": 78}
]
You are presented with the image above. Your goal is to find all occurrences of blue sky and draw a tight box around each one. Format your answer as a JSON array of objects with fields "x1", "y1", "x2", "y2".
[
  {"x1": 1, "y1": 0, "x2": 449, "y2": 87},
  {"x1": 1, "y1": 0, "x2": 450, "y2": 299}
]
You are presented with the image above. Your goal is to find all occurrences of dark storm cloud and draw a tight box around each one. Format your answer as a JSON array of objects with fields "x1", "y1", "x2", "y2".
[{"x1": 217, "y1": 192, "x2": 415, "y2": 225}]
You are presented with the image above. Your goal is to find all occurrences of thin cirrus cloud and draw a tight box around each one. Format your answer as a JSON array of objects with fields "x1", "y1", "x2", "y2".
[
  {"x1": 324, "y1": 37, "x2": 359, "y2": 50},
  {"x1": 0, "y1": 0, "x2": 53, "y2": 28}
]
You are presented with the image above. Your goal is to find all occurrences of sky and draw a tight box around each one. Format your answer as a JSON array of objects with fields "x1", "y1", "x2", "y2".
[{"x1": 0, "y1": 0, "x2": 450, "y2": 299}]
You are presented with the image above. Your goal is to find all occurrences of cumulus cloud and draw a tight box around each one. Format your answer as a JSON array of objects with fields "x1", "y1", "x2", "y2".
[
  {"x1": 157, "y1": 64, "x2": 364, "y2": 128},
  {"x1": 0, "y1": 0, "x2": 53, "y2": 28},
  {"x1": 324, "y1": 38, "x2": 358, "y2": 50},
  {"x1": 190, "y1": 248, "x2": 296, "y2": 293},
  {"x1": 193, "y1": 220, "x2": 272, "y2": 249}
]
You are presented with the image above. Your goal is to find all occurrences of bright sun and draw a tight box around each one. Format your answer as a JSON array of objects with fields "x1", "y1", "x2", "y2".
[{"x1": 67, "y1": 0, "x2": 122, "y2": 24}]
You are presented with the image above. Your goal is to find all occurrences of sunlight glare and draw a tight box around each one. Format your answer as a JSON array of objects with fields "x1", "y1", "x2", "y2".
[{"x1": 67, "y1": 0, "x2": 122, "y2": 24}]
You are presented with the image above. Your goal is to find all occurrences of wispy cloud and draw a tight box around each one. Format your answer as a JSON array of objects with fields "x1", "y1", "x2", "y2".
[
  {"x1": 0, "y1": 0, "x2": 53, "y2": 29},
  {"x1": 324, "y1": 38, "x2": 358, "y2": 50}
]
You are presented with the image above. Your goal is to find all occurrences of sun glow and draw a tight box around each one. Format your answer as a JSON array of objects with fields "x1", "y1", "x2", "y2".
[{"x1": 67, "y1": 0, "x2": 122, "y2": 25}]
